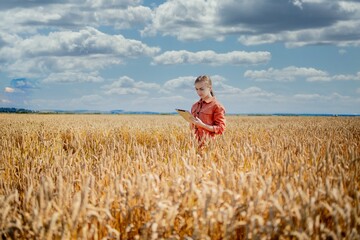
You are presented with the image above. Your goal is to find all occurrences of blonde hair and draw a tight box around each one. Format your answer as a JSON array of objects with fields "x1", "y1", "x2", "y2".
[{"x1": 195, "y1": 75, "x2": 214, "y2": 96}]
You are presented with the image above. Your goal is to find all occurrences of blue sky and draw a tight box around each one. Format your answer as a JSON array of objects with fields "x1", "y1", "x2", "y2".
[{"x1": 0, "y1": 0, "x2": 359, "y2": 114}]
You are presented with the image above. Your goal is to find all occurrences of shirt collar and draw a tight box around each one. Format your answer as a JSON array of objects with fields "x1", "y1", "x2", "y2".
[{"x1": 199, "y1": 96, "x2": 215, "y2": 104}]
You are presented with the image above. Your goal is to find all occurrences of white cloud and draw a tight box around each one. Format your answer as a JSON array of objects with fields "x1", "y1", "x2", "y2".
[
  {"x1": 291, "y1": 0, "x2": 303, "y2": 10},
  {"x1": 103, "y1": 76, "x2": 161, "y2": 95},
  {"x1": 142, "y1": 0, "x2": 220, "y2": 41},
  {"x1": 240, "y1": 87, "x2": 275, "y2": 97},
  {"x1": 164, "y1": 76, "x2": 195, "y2": 90},
  {"x1": 294, "y1": 92, "x2": 352, "y2": 101},
  {"x1": 0, "y1": 6, "x2": 63, "y2": 34},
  {"x1": 245, "y1": 67, "x2": 360, "y2": 82},
  {"x1": 244, "y1": 66, "x2": 328, "y2": 82},
  {"x1": 43, "y1": 71, "x2": 104, "y2": 83},
  {"x1": 216, "y1": 84, "x2": 275, "y2": 98},
  {"x1": 0, "y1": 1, "x2": 152, "y2": 34},
  {"x1": 5, "y1": 56, "x2": 123, "y2": 79},
  {"x1": 86, "y1": 0, "x2": 143, "y2": 8},
  {"x1": 163, "y1": 75, "x2": 227, "y2": 92},
  {"x1": 1, "y1": 27, "x2": 159, "y2": 60},
  {"x1": 338, "y1": 49, "x2": 347, "y2": 55},
  {"x1": 239, "y1": 20, "x2": 360, "y2": 47},
  {"x1": 95, "y1": 6, "x2": 153, "y2": 29},
  {"x1": 4, "y1": 87, "x2": 15, "y2": 93},
  {"x1": 153, "y1": 50, "x2": 271, "y2": 65},
  {"x1": 0, "y1": 27, "x2": 160, "y2": 79},
  {"x1": 1, "y1": 99, "x2": 11, "y2": 103},
  {"x1": 294, "y1": 93, "x2": 323, "y2": 100},
  {"x1": 105, "y1": 88, "x2": 149, "y2": 95},
  {"x1": 307, "y1": 72, "x2": 360, "y2": 82}
]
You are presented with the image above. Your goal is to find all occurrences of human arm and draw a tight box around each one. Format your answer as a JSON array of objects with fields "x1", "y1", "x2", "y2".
[
  {"x1": 191, "y1": 117, "x2": 216, "y2": 132},
  {"x1": 190, "y1": 104, "x2": 226, "y2": 134},
  {"x1": 212, "y1": 105, "x2": 226, "y2": 134}
]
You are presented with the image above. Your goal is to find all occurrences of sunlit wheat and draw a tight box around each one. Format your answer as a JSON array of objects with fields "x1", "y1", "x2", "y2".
[{"x1": 0, "y1": 114, "x2": 359, "y2": 239}]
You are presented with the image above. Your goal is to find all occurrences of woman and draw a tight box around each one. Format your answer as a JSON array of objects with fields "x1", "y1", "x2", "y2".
[{"x1": 190, "y1": 75, "x2": 226, "y2": 144}]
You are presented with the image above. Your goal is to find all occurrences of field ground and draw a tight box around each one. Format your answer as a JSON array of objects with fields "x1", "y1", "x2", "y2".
[{"x1": 0, "y1": 114, "x2": 359, "y2": 239}]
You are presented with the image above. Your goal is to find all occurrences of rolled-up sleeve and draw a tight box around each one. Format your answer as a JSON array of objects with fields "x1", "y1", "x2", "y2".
[
  {"x1": 191, "y1": 98, "x2": 226, "y2": 138},
  {"x1": 213, "y1": 104, "x2": 226, "y2": 135}
]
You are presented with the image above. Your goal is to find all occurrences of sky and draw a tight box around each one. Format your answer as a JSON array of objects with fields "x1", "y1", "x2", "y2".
[{"x1": 0, "y1": 0, "x2": 359, "y2": 114}]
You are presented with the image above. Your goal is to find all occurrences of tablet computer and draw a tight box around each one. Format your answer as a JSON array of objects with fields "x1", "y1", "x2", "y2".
[{"x1": 175, "y1": 109, "x2": 195, "y2": 123}]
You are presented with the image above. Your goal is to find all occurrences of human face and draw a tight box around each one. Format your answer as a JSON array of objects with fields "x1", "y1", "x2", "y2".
[{"x1": 195, "y1": 82, "x2": 211, "y2": 100}]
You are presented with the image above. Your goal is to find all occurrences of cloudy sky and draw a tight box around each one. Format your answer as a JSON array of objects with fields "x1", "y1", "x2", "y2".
[{"x1": 0, "y1": 0, "x2": 359, "y2": 114}]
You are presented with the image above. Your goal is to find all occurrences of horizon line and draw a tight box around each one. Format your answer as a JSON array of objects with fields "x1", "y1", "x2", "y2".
[{"x1": 0, "y1": 107, "x2": 359, "y2": 116}]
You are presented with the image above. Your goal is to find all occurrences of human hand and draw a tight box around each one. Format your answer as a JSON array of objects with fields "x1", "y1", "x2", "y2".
[
  {"x1": 192, "y1": 116, "x2": 204, "y2": 127},
  {"x1": 191, "y1": 117, "x2": 215, "y2": 132}
]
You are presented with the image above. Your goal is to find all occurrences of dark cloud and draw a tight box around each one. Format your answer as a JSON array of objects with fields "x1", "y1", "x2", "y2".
[{"x1": 218, "y1": 0, "x2": 350, "y2": 33}]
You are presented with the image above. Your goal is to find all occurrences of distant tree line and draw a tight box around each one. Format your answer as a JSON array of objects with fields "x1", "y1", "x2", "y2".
[{"x1": 0, "y1": 107, "x2": 36, "y2": 113}]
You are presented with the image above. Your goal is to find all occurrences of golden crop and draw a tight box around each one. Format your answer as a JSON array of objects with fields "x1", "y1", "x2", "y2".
[{"x1": 0, "y1": 114, "x2": 359, "y2": 239}]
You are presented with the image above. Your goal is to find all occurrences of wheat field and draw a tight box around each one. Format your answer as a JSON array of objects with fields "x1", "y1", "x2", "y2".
[{"x1": 0, "y1": 114, "x2": 359, "y2": 239}]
